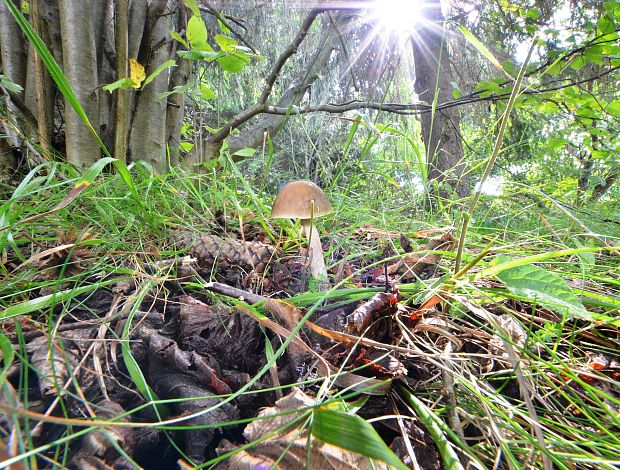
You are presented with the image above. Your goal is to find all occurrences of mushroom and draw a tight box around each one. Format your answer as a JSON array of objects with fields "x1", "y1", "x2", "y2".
[{"x1": 272, "y1": 181, "x2": 332, "y2": 288}]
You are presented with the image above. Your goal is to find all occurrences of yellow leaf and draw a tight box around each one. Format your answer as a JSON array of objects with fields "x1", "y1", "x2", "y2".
[{"x1": 129, "y1": 58, "x2": 146, "y2": 88}]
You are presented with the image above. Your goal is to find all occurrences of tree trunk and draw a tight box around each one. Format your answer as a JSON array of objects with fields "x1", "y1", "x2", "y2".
[
  {"x1": 165, "y1": 7, "x2": 190, "y2": 166},
  {"x1": 128, "y1": 0, "x2": 173, "y2": 172},
  {"x1": 113, "y1": 0, "x2": 129, "y2": 162},
  {"x1": 58, "y1": 0, "x2": 101, "y2": 167},
  {"x1": 0, "y1": 0, "x2": 27, "y2": 97},
  {"x1": 411, "y1": 3, "x2": 471, "y2": 199},
  {"x1": 31, "y1": 0, "x2": 55, "y2": 154}
]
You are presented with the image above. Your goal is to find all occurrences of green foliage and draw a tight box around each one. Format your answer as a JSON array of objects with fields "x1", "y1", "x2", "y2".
[
  {"x1": 494, "y1": 257, "x2": 590, "y2": 319},
  {"x1": 311, "y1": 408, "x2": 408, "y2": 470},
  {"x1": 0, "y1": 74, "x2": 23, "y2": 93}
]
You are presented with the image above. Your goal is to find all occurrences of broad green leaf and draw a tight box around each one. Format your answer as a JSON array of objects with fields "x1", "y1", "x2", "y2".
[
  {"x1": 187, "y1": 15, "x2": 209, "y2": 50},
  {"x1": 169, "y1": 30, "x2": 188, "y2": 48},
  {"x1": 232, "y1": 147, "x2": 255, "y2": 158},
  {"x1": 215, "y1": 33, "x2": 238, "y2": 51},
  {"x1": 143, "y1": 59, "x2": 177, "y2": 87},
  {"x1": 570, "y1": 55, "x2": 587, "y2": 70},
  {"x1": 311, "y1": 408, "x2": 408, "y2": 470},
  {"x1": 606, "y1": 99, "x2": 620, "y2": 117},
  {"x1": 598, "y1": 15, "x2": 616, "y2": 35},
  {"x1": 179, "y1": 142, "x2": 194, "y2": 152},
  {"x1": 457, "y1": 25, "x2": 511, "y2": 77},
  {"x1": 183, "y1": 0, "x2": 200, "y2": 16},
  {"x1": 495, "y1": 260, "x2": 590, "y2": 320},
  {"x1": 102, "y1": 77, "x2": 135, "y2": 93},
  {"x1": 196, "y1": 84, "x2": 217, "y2": 100},
  {"x1": 178, "y1": 50, "x2": 219, "y2": 61},
  {"x1": 217, "y1": 18, "x2": 230, "y2": 34},
  {"x1": 217, "y1": 52, "x2": 250, "y2": 73},
  {"x1": 157, "y1": 82, "x2": 192, "y2": 101}
]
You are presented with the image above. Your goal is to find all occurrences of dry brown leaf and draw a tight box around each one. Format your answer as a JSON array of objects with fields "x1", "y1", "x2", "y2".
[{"x1": 217, "y1": 388, "x2": 388, "y2": 470}]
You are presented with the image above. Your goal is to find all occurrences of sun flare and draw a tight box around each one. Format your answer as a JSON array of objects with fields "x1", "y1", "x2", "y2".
[{"x1": 371, "y1": 0, "x2": 424, "y2": 34}]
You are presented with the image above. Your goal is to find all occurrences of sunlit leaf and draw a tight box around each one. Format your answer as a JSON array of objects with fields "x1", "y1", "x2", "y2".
[
  {"x1": 170, "y1": 30, "x2": 188, "y2": 48},
  {"x1": 215, "y1": 33, "x2": 238, "y2": 51},
  {"x1": 183, "y1": 0, "x2": 199, "y2": 16},
  {"x1": 129, "y1": 58, "x2": 146, "y2": 88},
  {"x1": 606, "y1": 99, "x2": 620, "y2": 117},
  {"x1": 196, "y1": 84, "x2": 217, "y2": 100},
  {"x1": 232, "y1": 147, "x2": 255, "y2": 158},
  {"x1": 457, "y1": 25, "x2": 511, "y2": 78},
  {"x1": 179, "y1": 142, "x2": 194, "y2": 152},
  {"x1": 217, "y1": 53, "x2": 250, "y2": 73},
  {"x1": 187, "y1": 14, "x2": 212, "y2": 51}
]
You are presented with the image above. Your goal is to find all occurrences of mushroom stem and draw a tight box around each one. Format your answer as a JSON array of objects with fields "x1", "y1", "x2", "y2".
[{"x1": 301, "y1": 219, "x2": 329, "y2": 289}]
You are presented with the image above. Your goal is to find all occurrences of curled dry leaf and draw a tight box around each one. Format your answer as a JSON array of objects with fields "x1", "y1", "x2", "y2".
[
  {"x1": 140, "y1": 327, "x2": 231, "y2": 395},
  {"x1": 149, "y1": 362, "x2": 239, "y2": 464},
  {"x1": 178, "y1": 295, "x2": 262, "y2": 373},
  {"x1": 28, "y1": 329, "x2": 95, "y2": 399},
  {"x1": 217, "y1": 388, "x2": 388, "y2": 470},
  {"x1": 70, "y1": 400, "x2": 136, "y2": 469},
  {"x1": 387, "y1": 233, "x2": 455, "y2": 281}
]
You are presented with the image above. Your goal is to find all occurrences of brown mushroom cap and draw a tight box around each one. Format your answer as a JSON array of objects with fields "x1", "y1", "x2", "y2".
[{"x1": 271, "y1": 181, "x2": 332, "y2": 219}]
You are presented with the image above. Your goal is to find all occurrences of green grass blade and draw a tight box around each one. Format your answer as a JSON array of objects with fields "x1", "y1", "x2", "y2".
[
  {"x1": 398, "y1": 386, "x2": 466, "y2": 470},
  {"x1": 311, "y1": 408, "x2": 408, "y2": 470}
]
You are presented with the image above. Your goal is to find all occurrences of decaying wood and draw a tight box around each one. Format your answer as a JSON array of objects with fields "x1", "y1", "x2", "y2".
[
  {"x1": 205, "y1": 282, "x2": 395, "y2": 395},
  {"x1": 345, "y1": 291, "x2": 399, "y2": 336}
]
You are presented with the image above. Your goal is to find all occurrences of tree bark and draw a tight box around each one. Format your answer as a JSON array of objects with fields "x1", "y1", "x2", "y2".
[
  {"x1": 128, "y1": 0, "x2": 173, "y2": 172},
  {"x1": 113, "y1": 0, "x2": 129, "y2": 162},
  {"x1": 165, "y1": 6, "x2": 191, "y2": 166},
  {"x1": 411, "y1": 3, "x2": 471, "y2": 199},
  {"x1": 31, "y1": 0, "x2": 55, "y2": 154},
  {"x1": 58, "y1": 0, "x2": 101, "y2": 167},
  {"x1": 0, "y1": 0, "x2": 27, "y2": 97}
]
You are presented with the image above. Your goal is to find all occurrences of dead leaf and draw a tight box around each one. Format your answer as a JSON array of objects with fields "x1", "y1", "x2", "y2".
[
  {"x1": 129, "y1": 58, "x2": 145, "y2": 88},
  {"x1": 217, "y1": 388, "x2": 389, "y2": 470}
]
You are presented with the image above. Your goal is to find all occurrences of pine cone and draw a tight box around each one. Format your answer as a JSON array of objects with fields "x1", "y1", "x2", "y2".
[{"x1": 170, "y1": 232, "x2": 274, "y2": 275}]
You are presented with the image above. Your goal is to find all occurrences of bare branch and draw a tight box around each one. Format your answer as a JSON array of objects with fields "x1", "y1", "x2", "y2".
[
  {"x1": 261, "y1": 65, "x2": 620, "y2": 117},
  {"x1": 207, "y1": 8, "x2": 325, "y2": 144}
]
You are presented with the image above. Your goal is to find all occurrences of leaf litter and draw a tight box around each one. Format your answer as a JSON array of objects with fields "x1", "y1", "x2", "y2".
[{"x1": 0, "y1": 221, "x2": 619, "y2": 469}]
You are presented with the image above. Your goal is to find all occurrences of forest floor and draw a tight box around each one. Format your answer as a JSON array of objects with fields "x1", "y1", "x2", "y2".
[{"x1": 1, "y1": 166, "x2": 619, "y2": 469}]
